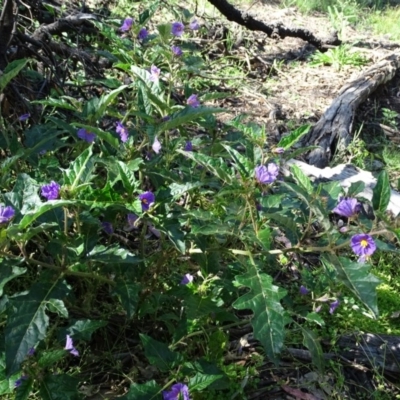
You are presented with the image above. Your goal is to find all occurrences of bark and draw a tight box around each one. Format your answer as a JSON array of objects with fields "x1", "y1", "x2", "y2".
[
  {"x1": 206, "y1": 0, "x2": 340, "y2": 50},
  {"x1": 303, "y1": 51, "x2": 400, "y2": 167}
]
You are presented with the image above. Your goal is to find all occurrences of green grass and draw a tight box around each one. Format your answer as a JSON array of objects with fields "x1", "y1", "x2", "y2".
[{"x1": 368, "y1": 6, "x2": 400, "y2": 40}]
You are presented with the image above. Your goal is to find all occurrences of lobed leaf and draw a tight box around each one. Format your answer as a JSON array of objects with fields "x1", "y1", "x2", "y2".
[
  {"x1": 140, "y1": 334, "x2": 182, "y2": 372},
  {"x1": 233, "y1": 264, "x2": 287, "y2": 362},
  {"x1": 322, "y1": 254, "x2": 380, "y2": 317}
]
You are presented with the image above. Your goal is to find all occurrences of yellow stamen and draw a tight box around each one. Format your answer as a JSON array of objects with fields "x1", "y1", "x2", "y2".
[{"x1": 360, "y1": 239, "x2": 368, "y2": 248}]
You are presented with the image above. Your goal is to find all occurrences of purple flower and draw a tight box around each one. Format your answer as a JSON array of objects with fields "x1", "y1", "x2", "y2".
[
  {"x1": 18, "y1": 113, "x2": 30, "y2": 121},
  {"x1": 127, "y1": 213, "x2": 138, "y2": 227},
  {"x1": 333, "y1": 198, "x2": 361, "y2": 218},
  {"x1": 171, "y1": 22, "x2": 185, "y2": 36},
  {"x1": 161, "y1": 115, "x2": 171, "y2": 122},
  {"x1": 120, "y1": 17, "x2": 134, "y2": 32},
  {"x1": 329, "y1": 299, "x2": 340, "y2": 314},
  {"x1": 299, "y1": 285, "x2": 310, "y2": 295},
  {"x1": 150, "y1": 65, "x2": 161, "y2": 82},
  {"x1": 189, "y1": 19, "x2": 200, "y2": 30},
  {"x1": 180, "y1": 273, "x2": 194, "y2": 285},
  {"x1": 41, "y1": 181, "x2": 60, "y2": 200},
  {"x1": 184, "y1": 141, "x2": 192, "y2": 151},
  {"x1": 187, "y1": 94, "x2": 200, "y2": 108},
  {"x1": 139, "y1": 191, "x2": 155, "y2": 211},
  {"x1": 254, "y1": 163, "x2": 279, "y2": 184},
  {"x1": 138, "y1": 28, "x2": 148, "y2": 40},
  {"x1": 77, "y1": 128, "x2": 96, "y2": 143},
  {"x1": 116, "y1": 121, "x2": 129, "y2": 143},
  {"x1": 102, "y1": 222, "x2": 113, "y2": 235},
  {"x1": 27, "y1": 347, "x2": 35, "y2": 356},
  {"x1": 152, "y1": 137, "x2": 162, "y2": 154},
  {"x1": 15, "y1": 375, "x2": 28, "y2": 388},
  {"x1": 350, "y1": 233, "x2": 376, "y2": 261},
  {"x1": 163, "y1": 383, "x2": 190, "y2": 400},
  {"x1": 171, "y1": 45, "x2": 183, "y2": 56},
  {"x1": 272, "y1": 147, "x2": 285, "y2": 154},
  {"x1": 65, "y1": 335, "x2": 79, "y2": 357},
  {"x1": 0, "y1": 205, "x2": 15, "y2": 223}
]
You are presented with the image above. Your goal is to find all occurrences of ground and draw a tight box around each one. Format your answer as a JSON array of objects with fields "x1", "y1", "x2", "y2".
[{"x1": 3, "y1": 0, "x2": 400, "y2": 398}]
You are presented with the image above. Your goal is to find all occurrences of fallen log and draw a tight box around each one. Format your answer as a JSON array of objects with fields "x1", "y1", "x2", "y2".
[
  {"x1": 303, "y1": 51, "x2": 400, "y2": 168},
  {"x1": 288, "y1": 333, "x2": 400, "y2": 376},
  {"x1": 284, "y1": 159, "x2": 400, "y2": 216}
]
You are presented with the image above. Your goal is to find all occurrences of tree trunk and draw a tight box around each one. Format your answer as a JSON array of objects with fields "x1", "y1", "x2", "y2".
[{"x1": 303, "y1": 51, "x2": 400, "y2": 167}]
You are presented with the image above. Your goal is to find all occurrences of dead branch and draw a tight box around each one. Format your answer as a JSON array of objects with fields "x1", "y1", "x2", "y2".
[
  {"x1": 303, "y1": 51, "x2": 400, "y2": 167},
  {"x1": 206, "y1": 0, "x2": 340, "y2": 51}
]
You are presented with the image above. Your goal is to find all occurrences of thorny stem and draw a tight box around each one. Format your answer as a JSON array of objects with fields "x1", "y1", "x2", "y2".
[{"x1": 2, "y1": 249, "x2": 115, "y2": 285}]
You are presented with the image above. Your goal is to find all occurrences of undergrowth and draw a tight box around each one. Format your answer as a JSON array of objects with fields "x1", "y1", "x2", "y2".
[{"x1": 0, "y1": 0, "x2": 399, "y2": 399}]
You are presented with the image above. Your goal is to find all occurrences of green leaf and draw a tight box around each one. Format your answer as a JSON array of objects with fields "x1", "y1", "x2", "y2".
[
  {"x1": 189, "y1": 372, "x2": 224, "y2": 391},
  {"x1": 47, "y1": 299, "x2": 68, "y2": 318},
  {"x1": 290, "y1": 164, "x2": 313, "y2": 194},
  {"x1": 138, "y1": 1, "x2": 159, "y2": 25},
  {"x1": 65, "y1": 319, "x2": 108, "y2": 341},
  {"x1": 140, "y1": 334, "x2": 182, "y2": 372},
  {"x1": 38, "y1": 350, "x2": 66, "y2": 368},
  {"x1": 257, "y1": 227, "x2": 271, "y2": 250},
  {"x1": 15, "y1": 376, "x2": 33, "y2": 400},
  {"x1": 372, "y1": 170, "x2": 391, "y2": 213},
  {"x1": 4, "y1": 173, "x2": 41, "y2": 214},
  {"x1": 62, "y1": 146, "x2": 95, "y2": 191},
  {"x1": 169, "y1": 182, "x2": 202, "y2": 199},
  {"x1": 159, "y1": 107, "x2": 225, "y2": 134},
  {"x1": 86, "y1": 245, "x2": 141, "y2": 265},
  {"x1": 161, "y1": 221, "x2": 186, "y2": 253},
  {"x1": 233, "y1": 264, "x2": 287, "y2": 362},
  {"x1": 113, "y1": 281, "x2": 140, "y2": 319},
  {"x1": 117, "y1": 161, "x2": 138, "y2": 193},
  {"x1": 5, "y1": 280, "x2": 70, "y2": 376},
  {"x1": 265, "y1": 213, "x2": 299, "y2": 243},
  {"x1": 0, "y1": 59, "x2": 30, "y2": 92},
  {"x1": 347, "y1": 181, "x2": 365, "y2": 198},
  {"x1": 301, "y1": 327, "x2": 324, "y2": 372},
  {"x1": 39, "y1": 374, "x2": 81, "y2": 400},
  {"x1": 277, "y1": 124, "x2": 311, "y2": 149},
  {"x1": 0, "y1": 259, "x2": 26, "y2": 296},
  {"x1": 322, "y1": 254, "x2": 380, "y2": 317},
  {"x1": 76, "y1": 124, "x2": 120, "y2": 149},
  {"x1": 176, "y1": 150, "x2": 232, "y2": 183},
  {"x1": 32, "y1": 98, "x2": 77, "y2": 111},
  {"x1": 221, "y1": 144, "x2": 252, "y2": 177},
  {"x1": 157, "y1": 23, "x2": 171, "y2": 42},
  {"x1": 304, "y1": 312, "x2": 325, "y2": 327},
  {"x1": 95, "y1": 85, "x2": 128, "y2": 120},
  {"x1": 19, "y1": 200, "x2": 75, "y2": 229},
  {"x1": 119, "y1": 381, "x2": 161, "y2": 400},
  {"x1": 185, "y1": 294, "x2": 221, "y2": 320},
  {"x1": 280, "y1": 181, "x2": 331, "y2": 231}
]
